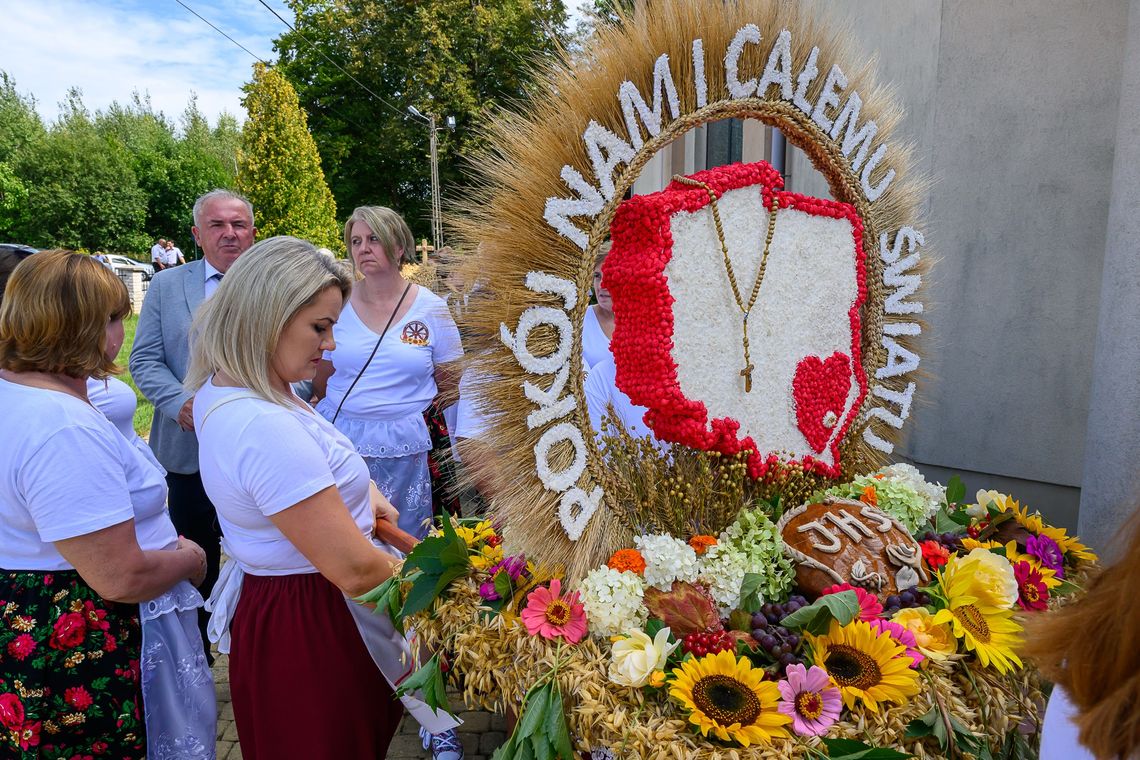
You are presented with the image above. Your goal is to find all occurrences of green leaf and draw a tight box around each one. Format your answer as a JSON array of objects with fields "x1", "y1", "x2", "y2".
[
  {"x1": 491, "y1": 734, "x2": 519, "y2": 760},
  {"x1": 355, "y1": 575, "x2": 397, "y2": 605},
  {"x1": 931, "y1": 507, "x2": 965, "y2": 534},
  {"x1": 738, "y1": 572, "x2": 767, "y2": 611},
  {"x1": 518, "y1": 682, "x2": 551, "y2": 739},
  {"x1": 1053, "y1": 577, "x2": 1082, "y2": 597},
  {"x1": 530, "y1": 734, "x2": 552, "y2": 760},
  {"x1": 548, "y1": 687, "x2": 575, "y2": 759},
  {"x1": 946, "y1": 475, "x2": 966, "y2": 506},
  {"x1": 439, "y1": 536, "x2": 471, "y2": 569},
  {"x1": 440, "y1": 512, "x2": 461, "y2": 542},
  {"x1": 781, "y1": 591, "x2": 860, "y2": 635},
  {"x1": 402, "y1": 537, "x2": 450, "y2": 573},
  {"x1": 494, "y1": 570, "x2": 514, "y2": 600},
  {"x1": 432, "y1": 564, "x2": 470, "y2": 599},
  {"x1": 821, "y1": 737, "x2": 912, "y2": 759},
  {"x1": 644, "y1": 617, "x2": 666, "y2": 638},
  {"x1": 400, "y1": 573, "x2": 443, "y2": 617},
  {"x1": 394, "y1": 654, "x2": 450, "y2": 712}
]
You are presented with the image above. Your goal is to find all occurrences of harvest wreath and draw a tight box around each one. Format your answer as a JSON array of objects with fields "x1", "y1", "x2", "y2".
[{"x1": 366, "y1": 1, "x2": 1086, "y2": 758}]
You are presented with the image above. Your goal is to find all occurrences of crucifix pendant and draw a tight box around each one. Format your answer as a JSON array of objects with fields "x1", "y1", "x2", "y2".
[{"x1": 740, "y1": 363, "x2": 754, "y2": 393}]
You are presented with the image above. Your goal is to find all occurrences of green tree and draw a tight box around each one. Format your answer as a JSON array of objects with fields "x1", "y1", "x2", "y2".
[
  {"x1": 12, "y1": 89, "x2": 148, "y2": 252},
  {"x1": 273, "y1": 0, "x2": 568, "y2": 240},
  {"x1": 237, "y1": 62, "x2": 339, "y2": 250},
  {"x1": 0, "y1": 73, "x2": 45, "y2": 238}
]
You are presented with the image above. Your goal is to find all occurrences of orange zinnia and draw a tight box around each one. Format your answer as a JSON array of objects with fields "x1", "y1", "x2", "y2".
[
  {"x1": 860, "y1": 485, "x2": 878, "y2": 506},
  {"x1": 608, "y1": 548, "x2": 647, "y2": 575},
  {"x1": 689, "y1": 535, "x2": 718, "y2": 555}
]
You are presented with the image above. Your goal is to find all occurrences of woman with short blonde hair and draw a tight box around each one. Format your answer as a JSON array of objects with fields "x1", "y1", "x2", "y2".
[
  {"x1": 313, "y1": 206, "x2": 463, "y2": 542},
  {"x1": 0, "y1": 250, "x2": 211, "y2": 759},
  {"x1": 187, "y1": 236, "x2": 449, "y2": 760}
]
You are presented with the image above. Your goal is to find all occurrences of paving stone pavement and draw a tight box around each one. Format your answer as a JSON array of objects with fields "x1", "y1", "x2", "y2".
[{"x1": 211, "y1": 651, "x2": 507, "y2": 759}]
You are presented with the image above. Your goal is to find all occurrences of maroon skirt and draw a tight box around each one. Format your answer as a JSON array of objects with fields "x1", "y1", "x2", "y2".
[{"x1": 229, "y1": 572, "x2": 403, "y2": 759}]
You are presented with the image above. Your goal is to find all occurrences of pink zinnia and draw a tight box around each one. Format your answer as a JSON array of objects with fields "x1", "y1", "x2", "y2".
[
  {"x1": 868, "y1": 619, "x2": 925, "y2": 668},
  {"x1": 777, "y1": 663, "x2": 841, "y2": 736},
  {"x1": 820, "y1": 583, "x2": 884, "y2": 621},
  {"x1": 520, "y1": 579, "x2": 587, "y2": 644}
]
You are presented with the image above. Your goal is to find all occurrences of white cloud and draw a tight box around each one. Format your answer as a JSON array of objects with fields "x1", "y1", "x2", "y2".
[{"x1": 0, "y1": 0, "x2": 284, "y2": 127}]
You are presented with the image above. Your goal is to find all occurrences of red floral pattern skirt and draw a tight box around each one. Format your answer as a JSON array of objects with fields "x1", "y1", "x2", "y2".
[
  {"x1": 0, "y1": 569, "x2": 144, "y2": 759},
  {"x1": 229, "y1": 572, "x2": 403, "y2": 759}
]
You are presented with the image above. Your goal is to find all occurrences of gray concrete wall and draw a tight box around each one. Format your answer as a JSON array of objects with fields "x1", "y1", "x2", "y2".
[
  {"x1": 1077, "y1": 0, "x2": 1140, "y2": 559},
  {"x1": 791, "y1": 1, "x2": 1130, "y2": 538},
  {"x1": 911, "y1": 1, "x2": 1126, "y2": 533}
]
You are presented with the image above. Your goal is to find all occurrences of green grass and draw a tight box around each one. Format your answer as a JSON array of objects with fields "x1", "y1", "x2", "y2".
[{"x1": 115, "y1": 314, "x2": 154, "y2": 437}]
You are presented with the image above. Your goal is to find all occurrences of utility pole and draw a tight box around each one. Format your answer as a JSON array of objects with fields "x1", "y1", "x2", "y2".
[
  {"x1": 408, "y1": 106, "x2": 453, "y2": 257},
  {"x1": 428, "y1": 112, "x2": 442, "y2": 253}
]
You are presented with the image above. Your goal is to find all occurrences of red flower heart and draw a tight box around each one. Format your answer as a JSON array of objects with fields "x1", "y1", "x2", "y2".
[{"x1": 793, "y1": 353, "x2": 853, "y2": 453}]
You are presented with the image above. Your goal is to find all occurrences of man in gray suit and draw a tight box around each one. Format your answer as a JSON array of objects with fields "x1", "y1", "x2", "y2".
[{"x1": 130, "y1": 189, "x2": 256, "y2": 658}]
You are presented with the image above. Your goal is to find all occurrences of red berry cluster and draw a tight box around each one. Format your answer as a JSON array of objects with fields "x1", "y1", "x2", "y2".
[
  {"x1": 607, "y1": 160, "x2": 870, "y2": 480},
  {"x1": 681, "y1": 630, "x2": 735, "y2": 658}
]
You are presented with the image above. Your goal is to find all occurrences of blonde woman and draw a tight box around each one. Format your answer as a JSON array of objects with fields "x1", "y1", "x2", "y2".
[
  {"x1": 186, "y1": 237, "x2": 458, "y2": 760},
  {"x1": 313, "y1": 207, "x2": 462, "y2": 540}
]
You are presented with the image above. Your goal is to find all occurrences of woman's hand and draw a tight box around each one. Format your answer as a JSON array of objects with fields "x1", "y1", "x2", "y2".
[
  {"x1": 369, "y1": 481, "x2": 400, "y2": 525},
  {"x1": 178, "y1": 536, "x2": 208, "y2": 587},
  {"x1": 369, "y1": 481, "x2": 418, "y2": 555}
]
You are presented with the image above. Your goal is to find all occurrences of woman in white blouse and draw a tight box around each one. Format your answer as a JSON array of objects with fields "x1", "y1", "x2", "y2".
[
  {"x1": 582, "y1": 242, "x2": 615, "y2": 372},
  {"x1": 187, "y1": 237, "x2": 459, "y2": 760},
  {"x1": 0, "y1": 250, "x2": 211, "y2": 759},
  {"x1": 313, "y1": 206, "x2": 462, "y2": 540}
]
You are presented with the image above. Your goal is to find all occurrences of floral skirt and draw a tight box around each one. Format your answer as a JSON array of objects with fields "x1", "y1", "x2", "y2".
[{"x1": 0, "y1": 569, "x2": 144, "y2": 759}]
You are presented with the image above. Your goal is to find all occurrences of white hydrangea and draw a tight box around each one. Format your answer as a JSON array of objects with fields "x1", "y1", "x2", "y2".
[
  {"x1": 634, "y1": 534, "x2": 701, "y2": 591},
  {"x1": 877, "y1": 463, "x2": 945, "y2": 521},
  {"x1": 578, "y1": 566, "x2": 648, "y2": 638},
  {"x1": 697, "y1": 544, "x2": 748, "y2": 612}
]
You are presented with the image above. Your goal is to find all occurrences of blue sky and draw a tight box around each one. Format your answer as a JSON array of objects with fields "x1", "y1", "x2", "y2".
[{"x1": 0, "y1": 0, "x2": 592, "y2": 129}]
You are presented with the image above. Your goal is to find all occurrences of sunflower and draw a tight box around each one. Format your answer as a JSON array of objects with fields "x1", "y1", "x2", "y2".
[
  {"x1": 669, "y1": 650, "x2": 791, "y2": 746},
  {"x1": 988, "y1": 498, "x2": 1097, "y2": 563},
  {"x1": 931, "y1": 557, "x2": 1023, "y2": 673},
  {"x1": 805, "y1": 620, "x2": 920, "y2": 712}
]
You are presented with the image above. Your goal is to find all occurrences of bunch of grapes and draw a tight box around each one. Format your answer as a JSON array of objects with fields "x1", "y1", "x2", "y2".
[
  {"x1": 919, "y1": 530, "x2": 963, "y2": 554},
  {"x1": 681, "y1": 630, "x2": 735, "y2": 657},
  {"x1": 880, "y1": 587, "x2": 931, "y2": 617},
  {"x1": 749, "y1": 595, "x2": 809, "y2": 673}
]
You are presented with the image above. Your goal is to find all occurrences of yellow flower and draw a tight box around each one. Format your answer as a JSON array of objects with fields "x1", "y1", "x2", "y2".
[
  {"x1": 649, "y1": 670, "x2": 666, "y2": 688},
  {"x1": 806, "y1": 620, "x2": 920, "y2": 712},
  {"x1": 959, "y1": 538, "x2": 1003, "y2": 553},
  {"x1": 469, "y1": 543, "x2": 504, "y2": 571},
  {"x1": 932, "y1": 556, "x2": 1023, "y2": 674},
  {"x1": 891, "y1": 608, "x2": 958, "y2": 661},
  {"x1": 669, "y1": 650, "x2": 790, "y2": 746},
  {"x1": 955, "y1": 549, "x2": 1018, "y2": 608},
  {"x1": 455, "y1": 520, "x2": 496, "y2": 547}
]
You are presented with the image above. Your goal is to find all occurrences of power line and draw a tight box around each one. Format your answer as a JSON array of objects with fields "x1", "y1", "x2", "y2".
[
  {"x1": 254, "y1": 0, "x2": 429, "y2": 126},
  {"x1": 173, "y1": 0, "x2": 268, "y2": 63},
  {"x1": 172, "y1": 0, "x2": 378, "y2": 136}
]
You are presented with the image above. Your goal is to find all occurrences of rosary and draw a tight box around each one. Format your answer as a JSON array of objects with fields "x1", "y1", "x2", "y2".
[{"x1": 672, "y1": 175, "x2": 780, "y2": 392}]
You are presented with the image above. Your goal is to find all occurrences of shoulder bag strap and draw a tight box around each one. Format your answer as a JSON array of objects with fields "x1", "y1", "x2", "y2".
[{"x1": 330, "y1": 281, "x2": 413, "y2": 425}]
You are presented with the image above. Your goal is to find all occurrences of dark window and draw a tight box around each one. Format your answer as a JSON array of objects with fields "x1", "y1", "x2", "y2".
[{"x1": 705, "y1": 118, "x2": 743, "y2": 168}]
